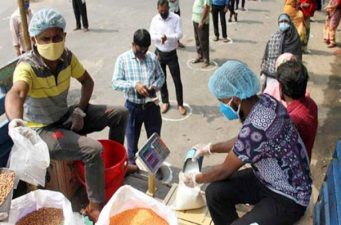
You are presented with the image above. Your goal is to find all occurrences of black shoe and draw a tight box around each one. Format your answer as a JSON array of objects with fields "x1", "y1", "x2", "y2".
[{"x1": 228, "y1": 18, "x2": 232, "y2": 22}]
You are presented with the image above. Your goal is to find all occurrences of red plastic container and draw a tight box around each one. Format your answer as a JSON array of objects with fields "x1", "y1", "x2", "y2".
[{"x1": 75, "y1": 139, "x2": 127, "y2": 202}]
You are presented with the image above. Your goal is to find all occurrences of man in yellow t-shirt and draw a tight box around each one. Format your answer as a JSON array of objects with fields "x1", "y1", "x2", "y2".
[{"x1": 5, "y1": 8, "x2": 128, "y2": 223}]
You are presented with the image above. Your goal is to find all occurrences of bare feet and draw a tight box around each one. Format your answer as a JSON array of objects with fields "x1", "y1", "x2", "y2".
[
  {"x1": 126, "y1": 164, "x2": 139, "y2": 175},
  {"x1": 81, "y1": 202, "x2": 101, "y2": 223},
  {"x1": 161, "y1": 103, "x2": 170, "y2": 113},
  {"x1": 178, "y1": 105, "x2": 186, "y2": 115}
]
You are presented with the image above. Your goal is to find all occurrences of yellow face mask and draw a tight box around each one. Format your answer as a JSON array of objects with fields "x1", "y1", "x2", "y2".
[{"x1": 35, "y1": 40, "x2": 65, "y2": 61}]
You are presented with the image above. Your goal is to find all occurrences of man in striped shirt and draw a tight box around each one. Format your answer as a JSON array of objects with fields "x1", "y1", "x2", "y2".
[
  {"x1": 5, "y1": 9, "x2": 128, "y2": 222},
  {"x1": 112, "y1": 29, "x2": 165, "y2": 173}
]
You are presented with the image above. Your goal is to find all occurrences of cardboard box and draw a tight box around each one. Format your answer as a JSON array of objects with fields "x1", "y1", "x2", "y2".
[
  {"x1": 45, "y1": 160, "x2": 80, "y2": 199},
  {"x1": 163, "y1": 184, "x2": 213, "y2": 225}
]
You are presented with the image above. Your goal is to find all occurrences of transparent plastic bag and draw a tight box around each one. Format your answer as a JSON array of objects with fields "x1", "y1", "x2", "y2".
[
  {"x1": 8, "y1": 126, "x2": 50, "y2": 187},
  {"x1": 171, "y1": 174, "x2": 205, "y2": 211}
]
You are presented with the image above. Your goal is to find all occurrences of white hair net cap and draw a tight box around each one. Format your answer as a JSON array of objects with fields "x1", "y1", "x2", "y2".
[
  {"x1": 208, "y1": 60, "x2": 260, "y2": 100},
  {"x1": 29, "y1": 8, "x2": 66, "y2": 37}
]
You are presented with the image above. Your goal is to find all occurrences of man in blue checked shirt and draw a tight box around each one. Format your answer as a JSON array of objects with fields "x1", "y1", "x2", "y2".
[{"x1": 112, "y1": 29, "x2": 165, "y2": 174}]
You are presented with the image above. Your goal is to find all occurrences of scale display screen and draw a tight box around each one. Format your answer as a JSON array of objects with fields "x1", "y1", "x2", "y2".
[{"x1": 136, "y1": 133, "x2": 170, "y2": 174}]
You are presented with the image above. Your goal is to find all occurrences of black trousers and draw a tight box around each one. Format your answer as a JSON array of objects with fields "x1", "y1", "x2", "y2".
[
  {"x1": 236, "y1": 0, "x2": 245, "y2": 9},
  {"x1": 193, "y1": 22, "x2": 210, "y2": 63},
  {"x1": 157, "y1": 49, "x2": 183, "y2": 106},
  {"x1": 228, "y1": 0, "x2": 237, "y2": 16},
  {"x1": 205, "y1": 168, "x2": 307, "y2": 225},
  {"x1": 72, "y1": 0, "x2": 89, "y2": 29},
  {"x1": 212, "y1": 5, "x2": 227, "y2": 38}
]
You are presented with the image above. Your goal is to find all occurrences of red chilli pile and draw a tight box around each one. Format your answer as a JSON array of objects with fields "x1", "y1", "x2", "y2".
[{"x1": 16, "y1": 208, "x2": 64, "y2": 225}]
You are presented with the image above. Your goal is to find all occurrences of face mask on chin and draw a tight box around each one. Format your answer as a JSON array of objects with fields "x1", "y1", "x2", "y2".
[
  {"x1": 219, "y1": 98, "x2": 241, "y2": 121},
  {"x1": 160, "y1": 11, "x2": 169, "y2": 20},
  {"x1": 35, "y1": 39, "x2": 65, "y2": 61}
]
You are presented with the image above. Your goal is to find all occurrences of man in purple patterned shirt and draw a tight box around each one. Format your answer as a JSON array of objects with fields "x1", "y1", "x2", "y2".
[{"x1": 181, "y1": 60, "x2": 312, "y2": 225}]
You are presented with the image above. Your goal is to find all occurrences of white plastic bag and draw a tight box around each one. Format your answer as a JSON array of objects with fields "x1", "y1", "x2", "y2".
[
  {"x1": 96, "y1": 185, "x2": 178, "y2": 225},
  {"x1": 171, "y1": 176, "x2": 205, "y2": 211},
  {"x1": 3, "y1": 190, "x2": 75, "y2": 225},
  {"x1": 8, "y1": 126, "x2": 50, "y2": 187}
]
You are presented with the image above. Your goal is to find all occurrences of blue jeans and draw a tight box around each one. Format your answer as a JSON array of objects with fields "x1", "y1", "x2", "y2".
[{"x1": 125, "y1": 100, "x2": 162, "y2": 164}]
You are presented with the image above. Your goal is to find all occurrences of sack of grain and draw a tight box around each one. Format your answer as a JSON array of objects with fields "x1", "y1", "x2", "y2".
[
  {"x1": 96, "y1": 185, "x2": 178, "y2": 225},
  {"x1": 0, "y1": 168, "x2": 15, "y2": 221},
  {"x1": 3, "y1": 190, "x2": 75, "y2": 225},
  {"x1": 108, "y1": 208, "x2": 168, "y2": 225}
]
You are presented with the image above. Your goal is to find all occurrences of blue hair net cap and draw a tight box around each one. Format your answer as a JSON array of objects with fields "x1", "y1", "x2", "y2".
[
  {"x1": 208, "y1": 60, "x2": 260, "y2": 100},
  {"x1": 29, "y1": 8, "x2": 66, "y2": 37}
]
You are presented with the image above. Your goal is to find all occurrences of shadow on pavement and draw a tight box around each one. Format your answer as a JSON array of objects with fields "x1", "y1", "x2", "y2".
[
  {"x1": 237, "y1": 20, "x2": 264, "y2": 24},
  {"x1": 247, "y1": 8, "x2": 270, "y2": 13},
  {"x1": 312, "y1": 53, "x2": 341, "y2": 189},
  {"x1": 190, "y1": 104, "x2": 221, "y2": 123},
  {"x1": 309, "y1": 49, "x2": 332, "y2": 56},
  {"x1": 213, "y1": 58, "x2": 232, "y2": 66},
  {"x1": 88, "y1": 28, "x2": 119, "y2": 33},
  {"x1": 233, "y1": 39, "x2": 258, "y2": 44}
]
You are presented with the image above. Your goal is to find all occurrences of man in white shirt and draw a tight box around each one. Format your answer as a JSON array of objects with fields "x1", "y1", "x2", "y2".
[
  {"x1": 9, "y1": 0, "x2": 33, "y2": 56},
  {"x1": 150, "y1": 0, "x2": 186, "y2": 115}
]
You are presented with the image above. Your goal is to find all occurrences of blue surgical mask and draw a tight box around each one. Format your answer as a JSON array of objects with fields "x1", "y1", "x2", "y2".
[
  {"x1": 219, "y1": 98, "x2": 241, "y2": 120},
  {"x1": 279, "y1": 22, "x2": 290, "y2": 32}
]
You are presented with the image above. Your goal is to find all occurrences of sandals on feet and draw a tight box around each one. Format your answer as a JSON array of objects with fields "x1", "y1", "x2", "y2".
[{"x1": 80, "y1": 207, "x2": 100, "y2": 223}]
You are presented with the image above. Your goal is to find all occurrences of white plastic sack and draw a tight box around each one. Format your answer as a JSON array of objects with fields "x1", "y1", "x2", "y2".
[
  {"x1": 96, "y1": 185, "x2": 178, "y2": 225},
  {"x1": 171, "y1": 177, "x2": 205, "y2": 211},
  {"x1": 8, "y1": 126, "x2": 50, "y2": 187},
  {"x1": 4, "y1": 189, "x2": 75, "y2": 225}
]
